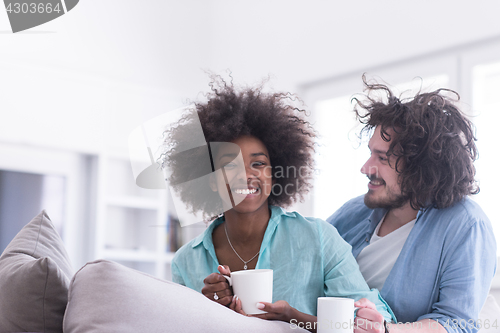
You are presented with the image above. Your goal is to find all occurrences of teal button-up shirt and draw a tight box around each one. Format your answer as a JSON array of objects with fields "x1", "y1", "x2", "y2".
[{"x1": 172, "y1": 206, "x2": 396, "y2": 321}]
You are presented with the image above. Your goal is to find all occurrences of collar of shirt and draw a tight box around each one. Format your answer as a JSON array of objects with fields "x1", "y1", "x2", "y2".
[
  {"x1": 355, "y1": 206, "x2": 426, "y2": 258},
  {"x1": 367, "y1": 206, "x2": 427, "y2": 234},
  {"x1": 190, "y1": 205, "x2": 295, "y2": 266}
]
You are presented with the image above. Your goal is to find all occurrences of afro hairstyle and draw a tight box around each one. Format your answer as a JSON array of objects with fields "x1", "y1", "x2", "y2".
[{"x1": 161, "y1": 77, "x2": 316, "y2": 219}]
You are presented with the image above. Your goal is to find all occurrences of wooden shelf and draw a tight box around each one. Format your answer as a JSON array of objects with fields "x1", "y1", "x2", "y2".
[{"x1": 95, "y1": 153, "x2": 171, "y2": 280}]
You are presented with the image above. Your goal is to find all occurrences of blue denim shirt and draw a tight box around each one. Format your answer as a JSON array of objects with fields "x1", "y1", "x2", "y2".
[
  {"x1": 327, "y1": 195, "x2": 496, "y2": 333},
  {"x1": 172, "y1": 205, "x2": 396, "y2": 321}
]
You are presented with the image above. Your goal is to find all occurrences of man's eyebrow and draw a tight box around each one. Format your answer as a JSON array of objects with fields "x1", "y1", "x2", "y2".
[
  {"x1": 368, "y1": 144, "x2": 388, "y2": 155},
  {"x1": 373, "y1": 149, "x2": 388, "y2": 155}
]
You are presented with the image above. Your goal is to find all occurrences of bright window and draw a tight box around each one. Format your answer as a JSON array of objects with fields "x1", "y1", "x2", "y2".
[{"x1": 472, "y1": 62, "x2": 500, "y2": 253}]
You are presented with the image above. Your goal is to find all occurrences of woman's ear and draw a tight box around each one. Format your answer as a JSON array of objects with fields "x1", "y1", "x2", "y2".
[{"x1": 209, "y1": 174, "x2": 218, "y2": 192}]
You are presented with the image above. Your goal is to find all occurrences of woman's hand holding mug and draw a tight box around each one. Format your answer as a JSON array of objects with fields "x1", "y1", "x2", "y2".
[{"x1": 201, "y1": 265, "x2": 233, "y2": 306}]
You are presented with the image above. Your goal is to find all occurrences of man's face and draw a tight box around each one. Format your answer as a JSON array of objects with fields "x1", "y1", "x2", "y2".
[{"x1": 361, "y1": 126, "x2": 407, "y2": 210}]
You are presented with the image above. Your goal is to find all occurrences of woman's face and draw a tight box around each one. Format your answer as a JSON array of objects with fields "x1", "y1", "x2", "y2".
[{"x1": 210, "y1": 135, "x2": 273, "y2": 215}]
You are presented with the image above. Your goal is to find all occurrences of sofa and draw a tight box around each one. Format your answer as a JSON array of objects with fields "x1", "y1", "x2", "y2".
[
  {"x1": 0, "y1": 211, "x2": 307, "y2": 333},
  {"x1": 1, "y1": 211, "x2": 499, "y2": 333}
]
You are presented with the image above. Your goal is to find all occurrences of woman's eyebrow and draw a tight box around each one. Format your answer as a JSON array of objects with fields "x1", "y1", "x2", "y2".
[
  {"x1": 219, "y1": 152, "x2": 269, "y2": 160},
  {"x1": 251, "y1": 152, "x2": 268, "y2": 158},
  {"x1": 218, "y1": 153, "x2": 238, "y2": 160}
]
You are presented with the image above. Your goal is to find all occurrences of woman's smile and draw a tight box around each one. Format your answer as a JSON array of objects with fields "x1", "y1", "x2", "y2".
[{"x1": 233, "y1": 187, "x2": 259, "y2": 195}]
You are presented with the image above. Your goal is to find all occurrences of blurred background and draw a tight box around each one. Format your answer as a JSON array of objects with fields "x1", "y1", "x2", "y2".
[{"x1": 1, "y1": 1, "x2": 499, "y2": 288}]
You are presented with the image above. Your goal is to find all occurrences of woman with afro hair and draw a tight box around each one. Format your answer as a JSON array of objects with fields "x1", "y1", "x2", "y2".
[{"x1": 163, "y1": 77, "x2": 395, "y2": 330}]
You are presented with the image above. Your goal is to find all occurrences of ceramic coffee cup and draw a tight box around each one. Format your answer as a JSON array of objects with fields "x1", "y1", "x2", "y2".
[
  {"x1": 317, "y1": 297, "x2": 359, "y2": 333},
  {"x1": 223, "y1": 269, "x2": 273, "y2": 314}
]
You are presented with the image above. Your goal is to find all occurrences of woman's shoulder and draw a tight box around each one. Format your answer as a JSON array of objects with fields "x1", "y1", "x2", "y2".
[
  {"x1": 172, "y1": 238, "x2": 198, "y2": 264},
  {"x1": 172, "y1": 220, "x2": 219, "y2": 264}
]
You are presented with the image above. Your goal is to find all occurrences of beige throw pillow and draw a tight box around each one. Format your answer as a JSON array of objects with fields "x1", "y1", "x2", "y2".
[
  {"x1": 64, "y1": 259, "x2": 307, "y2": 333},
  {"x1": 0, "y1": 210, "x2": 73, "y2": 333}
]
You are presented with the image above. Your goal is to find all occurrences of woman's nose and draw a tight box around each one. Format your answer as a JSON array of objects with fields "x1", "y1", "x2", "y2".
[{"x1": 246, "y1": 165, "x2": 258, "y2": 179}]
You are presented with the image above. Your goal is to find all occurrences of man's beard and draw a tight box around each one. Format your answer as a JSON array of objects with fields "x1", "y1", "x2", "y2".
[{"x1": 364, "y1": 187, "x2": 408, "y2": 210}]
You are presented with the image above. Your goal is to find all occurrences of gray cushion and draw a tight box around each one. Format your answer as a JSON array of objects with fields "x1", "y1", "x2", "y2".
[
  {"x1": 0, "y1": 210, "x2": 73, "y2": 333},
  {"x1": 64, "y1": 259, "x2": 307, "y2": 333}
]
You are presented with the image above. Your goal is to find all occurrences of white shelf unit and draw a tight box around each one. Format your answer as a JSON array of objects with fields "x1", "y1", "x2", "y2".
[{"x1": 95, "y1": 152, "x2": 174, "y2": 280}]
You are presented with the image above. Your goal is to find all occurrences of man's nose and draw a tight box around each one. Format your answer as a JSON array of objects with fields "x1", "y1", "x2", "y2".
[
  {"x1": 360, "y1": 158, "x2": 378, "y2": 177},
  {"x1": 360, "y1": 158, "x2": 371, "y2": 175}
]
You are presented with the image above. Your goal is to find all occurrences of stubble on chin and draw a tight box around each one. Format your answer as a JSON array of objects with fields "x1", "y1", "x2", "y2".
[
  {"x1": 364, "y1": 191, "x2": 384, "y2": 209},
  {"x1": 363, "y1": 190, "x2": 407, "y2": 210}
]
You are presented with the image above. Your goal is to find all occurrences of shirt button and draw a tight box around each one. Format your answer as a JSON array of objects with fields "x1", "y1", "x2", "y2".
[{"x1": 365, "y1": 237, "x2": 369, "y2": 242}]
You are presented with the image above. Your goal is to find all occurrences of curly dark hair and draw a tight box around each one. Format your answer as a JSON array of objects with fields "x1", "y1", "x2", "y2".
[
  {"x1": 161, "y1": 76, "x2": 315, "y2": 218},
  {"x1": 354, "y1": 75, "x2": 479, "y2": 210}
]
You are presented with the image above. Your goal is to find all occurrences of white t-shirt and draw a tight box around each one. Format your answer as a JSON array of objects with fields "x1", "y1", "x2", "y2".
[{"x1": 356, "y1": 215, "x2": 416, "y2": 291}]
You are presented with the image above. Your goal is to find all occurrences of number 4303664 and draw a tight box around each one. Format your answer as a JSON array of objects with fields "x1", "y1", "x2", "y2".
[
  {"x1": 444, "y1": 319, "x2": 499, "y2": 330},
  {"x1": 6, "y1": 3, "x2": 62, "y2": 14}
]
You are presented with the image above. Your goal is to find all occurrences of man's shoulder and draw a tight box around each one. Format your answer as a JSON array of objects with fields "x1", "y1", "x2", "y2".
[
  {"x1": 451, "y1": 196, "x2": 486, "y2": 217},
  {"x1": 423, "y1": 197, "x2": 489, "y2": 228},
  {"x1": 326, "y1": 195, "x2": 373, "y2": 228},
  {"x1": 416, "y1": 197, "x2": 495, "y2": 253}
]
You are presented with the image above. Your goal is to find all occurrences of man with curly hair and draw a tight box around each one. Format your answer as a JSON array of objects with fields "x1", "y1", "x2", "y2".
[
  {"x1": 165, "y1": 78, "x2": 396, "y2": 331},
  {"x1": 328, "y1": 77, "x2": 496, "y2": 333}
]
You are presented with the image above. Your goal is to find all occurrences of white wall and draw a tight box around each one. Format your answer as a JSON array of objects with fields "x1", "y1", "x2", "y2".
[
  {"x1": 2, "y1": 1, "x2": 500, "y2": 119},
  {"x1": 0, "y1": 1, "x2": 213, "y2": 94},
  {"x1": 1, "y1": 0, "x2": 500, "y2": 269},
  {"x1": 205, "y1": 0, "x2": 500, "y2": 93},
  {"x1": 0, "y1": 1, "x2": 216, "y2": 154},
  {"x1": 2, "y1": 0, "x2": 499, "y2": 175}
]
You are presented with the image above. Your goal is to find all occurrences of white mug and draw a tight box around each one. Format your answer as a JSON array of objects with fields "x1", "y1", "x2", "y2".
[
  {"x1": 223, "y1": 269, "x2": 273, "y2": 314},
  {"x1": 317, "y1": 297, "x2": 358, "y2": 333}
]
